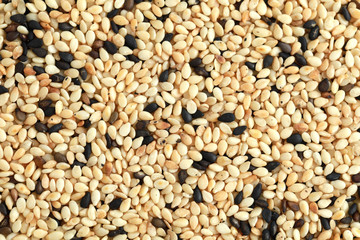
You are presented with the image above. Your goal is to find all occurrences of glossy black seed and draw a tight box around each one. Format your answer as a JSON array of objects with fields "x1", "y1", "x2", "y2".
[
  {"x1": 198, "y1": 159, "x2": 212, "y2": 168},
  {"x1": 21, "y1": 42, "x2": 27, "y2": 55},
  {"x1": 349, "y1": 203, "x2": 358, "y2": 215},
  {"x1": 239, "y1": 221, "x2": 250, "y2": 235},
  {"x1": 151, "y1": 218, "x2": 167, "y2": 229},
  {"x1": 6, "y1": 31, "x2": 19, "y2": 41},
  {"x1": 35, "y1": 122, "x2": 47, "y2": 132},
  {"x1": 79, "y1": 68, "x2": 88, "y2": 80},
  {"x1": 192, "y1": 162, "x2": 207, "y2": 171},
  {"x1": 277, "y1": 42, "x2": 292, "y2": 53},
  {"x1": 245, "y1": 61, "x2": 256, "y2": 70},
  {"x1": 255, "y1": 199, "x2": 268, "y2": 208},
  {"x1": 19, "y1": 55, "x2": 28, "y2": 64},
  {"x1": 80, "y1": 192, "x2": 91, "y2": 208},
  {"x1": 318, "y1": 78, "x2": 330, "y2": 92},
  {"x1": 135, "y1": 130, "x2": 150, "y2": 138},
  {"x1": 326, "y1": 172, "x2": 341, "y2": 181},
  {"x1": 191, "y1": 110, "x2": 204, "y2": 119},
  {"x1": 0, "y1": 86, "x2": 8, "y2": 94},
  {"x1": 105, "y1": 133, "x2": 112, "y2": 149},
  {"x1": 108, "y1": 227, "x2": 126, "y2": 237},
  {"x1": 15, "y1": 62, "x2": 25, "y2": 75},
  {"x1": 298, "y1": 36, "x2": 308, "y2": 52},
  {"x1": 340, "y1": 6, "x2": 351, "y2": 21},
  {"x1": 279, "y1": 52, "x2": 291, "y2": 59},
  {"x1": 109, "y1": 198, "x2": 123, "y2": 210},
  {"x1": 72, "y1": 77, "x2": 80, "y2": 85},
  {"x1": 233, "y1": 126, "x2": 246, "y2": 135},
  {"x1": 38, "y1": 99, "x2": 52, "y2": 109},
  {"x1": 103, "y1": 40, "x2": 117, "y2": 54},
  {"x1": 54, "y1": 152, "x2": 67, "y2": 163},
  {"x1": 194, "y1": 67, "x2": 209, "y2": 77},
  {"x1": 309, "y1": 25, "x2": 320, "y2": 40},
  {"x1": 10, "y1": 14, "x2": 26, "y2": 25},
  {"x1": 72, "y1": 160, "x2": 86, "y2": 168},
  {"x1": 294, "y1": 53, "x2": 307, "y2": 66},
  {"x1": 15, "y1": 108, "x2": 26, "y2": 121},
  {"x1": 234, "y1": 191, "x2": 243, "y2": 204},
  {"x1": 287, "y1": 133, "x2": 303, "y2": 145},
  {"x1": 58, "y1": 22, "x2": 74, "y2": 31},
  {"x1": 261, "y1": 15, "x2": 273, "y2": 25},
  {"x1": 262, "y1": 208, "x2": 272, "y2": 223},
  {"x1": 44, "y1": 107, "x2": 55, "y2": 116},
  {"x1": 48, "y1": 123, "x2": 63, "y2": 133},
  {"x1": 144, "y1": 102, "x2": 159, "y2": 113},
  {"x1": 193, "y1": 186, "x2": 203, "y2": 203},
  {"x1": 59, "y1": 52, "x2": 74, "y2": 63},
  {"x1": 229, "y1": 216, "x2": 240, "y2": 229},
  {"x1": 33, "y1": 66, "x2": 45, "y2": 75},
  {"x1": 162, "y1": 33, "x2": 173, "y2": 42},
  {"x1": 201, "y1": 151, "x2": 217, "y2": 163},
  {"x1": 303, "y1": 19, "x2": 317, "y2": 29},
  {"x1": 124, "y1": 34, "x2": 137, "y2": 49},
  {"x1": 107, "y1": 8, "x2": 119, "y2": 18},
  {"x1": 84, "y1": 143, "x2": 91, "y2": 160},
  {"x1": 0, "y1": 203, "x2": 9, "y2": 216},
  {"x1": 265, "y1": 161, "x2": 280, "y2": 171},
  {"x1": 294, "y1": 219, "x2": 305, "y2": 228},
  {"x1": 271, "y1": 211, "x2": 280, "y2": 221},
  {"x1": 127, "y1": 54, "x2": 140, "y2": 63},
  {"x1": 252, "y1": 183, "x2": 262, "y2": 200},
  {"x1": 55, "y1": 61, "x2": 71, "y2": 70},
  {"x1": 340, "y1": 217, "x2": 352, "y2": 224},
  {"x1": 181, "y1": 108, "x2": 192, "y2": 123},
  {"x1": 218, "y1": 113, "x2": 235, "y2": 122},
  {"x1": 28, "y1": 20, "x2": 42, "y2": 30},
  {"x1": 50, "y1": 74, "x2": 65, "y2": 82},
  {"x1": 268, "y1": 221, "x2": 277, "y2": 237},
  {"x1": 142, "y1": 135, "x2": 154, "y2": 145},
  {"x1": 27, "y1": 38, "x2": 43, "y2": 48},
  {"x1": 35, "y1": 180, "x2": 44, "y2": 194},
  {"x1": 159, "y1": 69, "x2": 169, "y2": 82},
  {"x1": 320, "y1": 217, "x2": 330, "y2": 230},
  {"x1": 189, "y1": 58, "x2": 202, "y2": 67},
  {"x1": 32, "y1": 48, "x2": 47, "y2": 58},
  {"x1": 262, "y1": 229, "x2": 270, "y2": 240},
  {"x1": 263, "y1": 55, "x2": 273, "y2": 68}
]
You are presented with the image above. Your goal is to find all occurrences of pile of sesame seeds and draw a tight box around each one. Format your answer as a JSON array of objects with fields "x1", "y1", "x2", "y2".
[{"x1": 0, "y1": 0, "x2": 360, "y2": 239}]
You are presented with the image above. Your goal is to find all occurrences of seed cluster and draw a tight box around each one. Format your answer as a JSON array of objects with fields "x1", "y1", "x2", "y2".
[{"x1": 0, "y1": 0, "x2": 360, "y2": 239}]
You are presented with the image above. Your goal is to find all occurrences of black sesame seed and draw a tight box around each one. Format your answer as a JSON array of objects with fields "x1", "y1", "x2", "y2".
[
  {"x1": 127, "y1": 54, "x2": 140, "y2": 63},
  {"x1": 178, "y1": 170, "x2": 188, "y2": 185},
  {"x1": 144, "y1": 102, "x2": 159, "y2": 113},
  {"x1": 318, "y1": 78, "x2": 330, "y2": 92},
  {"x1": 262, "y1": 229, "x2": 270, "y2": 240},
  {"x1": 294, "y1": 219, "x2": 305, "y2": 228},
  {"x1": 279, "y1": 52, "x2": 291, "y2": 60},
  {"x1": 55, "y1": 61, "x2": 71, "y2": 70},
  {"x1": 38, "y1": 99, "x2": 52, "y2": 109},
  {"x1": 109, "y1": 198, "x2": 123, "y2": 210},
  {"x1": 262, "y1": 208, "x2": 272, "y2": 223},
  {"x1": 27, "y1": 38, "x2": 43, "y2": 48},
  {"x1": 239, "y1": 221, "x2": 251, "y2": 235},
  {"x1": 123, "y1": 0, "x2": 135, "y2": 10},
  {"x1": 35, "y1": 180, "x2": 44, "y2": 195},
  {"x1": 103, "y1": 40, "x2": 118, "y2": 54},
  {"x1": 50, "y1": 74, "x2": 65, "y2": 82},
  {"x1": 89, "y1": 50, "x2": 99, "y2": 59},
  {"x1": 33, "y1": 66, "x2": 45, "y2": 75},
  {"x1": 251, "y1": 183, "x2": 262, "y2": 200},
  {"x1": 234, "y1": 191, "x2": 243, "y2": 205},
  {"x1": 294, "y1": 53, "x2": 307, "y2": 66},
  {"x1": 261, "y1": 15, "x2": 273, "y2": 25},
  {"x1": 124, "y1": 34, "x2": 137, "y2": 49},
  {"x1": 277, "y1": 42, "x2": 292, "y2": 53},
  {"x1": 193, "y1": 186, "x2": 203, "y2": 203},
  {"x1": 159, "y1": 69, "x2": 169, "y2": 82},
  {"x1": 15, "y1": 62, "x2": 25, "y2": 74},
  {"x1": 59, "y1": 52, "x2": 74, "y2": 63},
  {"x1": 48, "y1": 123, "x2": 63, "y2": 133},
  {"x1": 79, "y1": 68, "x2": 88, "y2": 80},
  {"x1": 218, "y1": 113, "x2": 235, "y2": 122},
  {"x1": 35, "y1": 122, "x2": 48, "y2": 132},
  {"x1": 255, "y1": 199, "x2": 268, "y2": 208},
  {"x1": 309, "y1": 25, "x2": 320, "y2": 40},
  {"x1": 84, "y1": 143, "x2": 91, "y2": 160},
  {"x1": 325, "y1": 172, "x2": 341, "y2": 181},
  {"x1": 245, "y1": 61, "x2": 256, "y2": 70},
  {"x1": 263, "y1": 55, "x2": 273, "y2": 68},
  {"x1": 80, "y1": 192, "x2": 91, "y2": 208},
  {"x1": 265, "y1": 161, "x2": 280, "y2": 171},
  {"x1": 320, "y1": 217, "x2": 330, "y2": 230},
  {"x1": 162, "y1": 33, "x2": 173, "y2": 42},
  {"x1": 72, "y1": 160, "x2": 86, "y2": 168},
  {"x1": 105, "y1": 133, "x2": 112, "y2": 149},
  {"x1": 142, "y1": 135, "x2": 154, "y2": 145},
  {"x1": 340, "y1": 6, "x2": 351, "y2": 21},
  {"x1": 191, "y1": 110, "x2": 204, "y2": 119},
  {"x1": 83, "y1": 119, "x2": 91, "y2": 128},
  {"x1": 107, "y1": 8, "x2": 119, "y2": 18},
  {"x1": 192, "y1": 162, "x2": 207, "y2": 171},
  {"x1": 0, "y1": 203, "x2": 9, "y2": 216},
  {"x1": 269, "y1": 221, "x2": 278, "y2": 237},
  {"x1": 229, "y1": 216, "x2": 240, "y2": 229},
  {"x1": 201, "y1": 151, "x2": 217, "y2": 163},
  {"x1": 108, "y1": 227, "x2": 126, "y2": 237},
  {"x1": 58, "y1": 22, "x2": 74, "y2": 31},
  {"x1": 72, "y1": 77, "x2": 81, "y2": 85},
  {"x1": 0, "y1": 86, "x2": 8, "y2": 94},
  {"x1": 54, "y1": 152, "x2": 67, "y2": 163},
  {"x1": 233, "y1": 126, "x2": 246, "y2": 135},
  {"x1": 340, "y1": 217, "x2": 352, "y2": 224},
  {"x1": 151, "y1": 218, "x2": 167, "y2": 229},
  {"x1": 44, "y1": 107, "x2": 55, "y2": 117},
  {"x1": 110, "y1": 21, "x2": 119, "y2": 33},
  {"x1": 189, "y1": 58, "x2": 202, "y2": 67},
  {"x1": 10, "y1": 14, "x2": 26, "y2": 25},
  {"x1": 287, "y1": 133, "x2": 303, "y2": 145},
  {"x1": 32, "y1": 48, "x2": 47, "y2": 58},
  {"x1": 349, "y1": 203, "x2": 358, "y2": 216},
  {"x1": 194, "y1": 67, "x2": 209, "y2": 77},
  {"x1": 15, "y1": 108, "x2": 26, "y2": 122},
  {"x1": 299, "y1": 36, "x2": 308, "y2": 52},
  {"x1": 28, "y1": 20, "x2": 42, "y2": 30},
  {"x1": 303, "y1": 19, "x2": 317, "y2": 29},
  {"x1": 135, "y1": 130, "x2": 150, "y2": 138},
  {"x1": 6, "y1": 31, "x2": 19, "y2": 41},
  {"x1": 181, "y1": 108, "x2": 192, "y2": 123}
]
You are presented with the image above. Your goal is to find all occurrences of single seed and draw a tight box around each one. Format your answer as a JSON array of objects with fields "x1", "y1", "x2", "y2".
[
  {"x1": 340, "y1": 6, "x2": 351, "y2": 21},
  {"x1": 80, "y1": 192, "x2": 91, "y2": 208},
  {"x1": 229, "y1": 216, "x2": 240, "y2": 229},
  {"x1": 181, "y1": 108, "x2": 192, "y2": 123},
  {"x1": 159, "y1": 69, "x2": 169, "y2": 82},
  {"x1": 218, "y1": 113, "x2": 235, "y2": 122},
  {"x1": 54, "y1": 153, "x2": 67, "y2": 163},
  {"x1": 233, "y1": 126, "x2": 246, "y2": 135},
  {"x1": 294, "y1": 219, "x2": 305, "y2": 228},
  {"x1": 252, "y1": 183, "x2": 262, "y2": 200},
  {"x1": 309, "y1": 25, "x2": 320, "y2": 40},
  {"x1": 262, "y1": 208, "x2": 272, "y2": 223},
  {"x1": 234, "y1": 191, "x2": 243, "y2": 204},
  {"x1": 287, "y1": 133, "x2": 303, "y2": 145},
  {"x1": 277, "y1": 42, "x2": 292, "y2": 53},
  {"x1": 109, "y1": 198, "x2": 123, "y2": 210},
  {"x1": 151, "y1": 218, "x2": 167, "y2": 229},
  {"x1": 194, "y1": 186, "x2": 203, "y2": 203},
  {"x1": 124, "y1": 34, "x2": 137, "y2": 50},
  {"x1": 144, "y1": 103, "x2": 159, "y2": 113},
  {"x1": 303, "y1": 20, "x2": 317, "y2": 29},
  {"x1": 320, "y1": 217, "x2": 330, "y2": 230}
]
